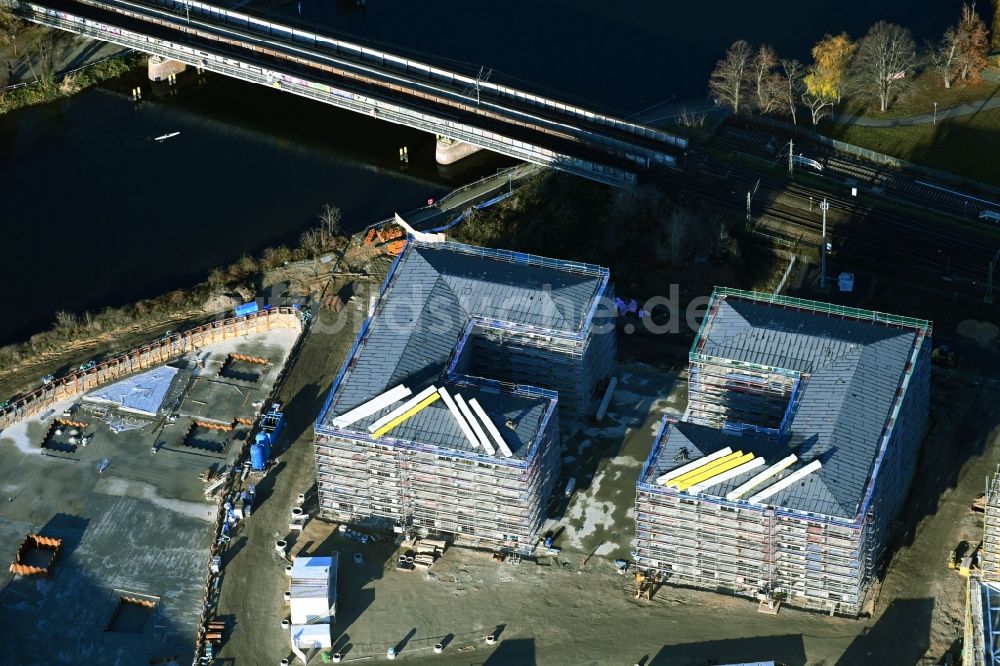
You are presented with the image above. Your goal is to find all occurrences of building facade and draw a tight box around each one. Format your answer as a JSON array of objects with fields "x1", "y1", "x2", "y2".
[
  {"x1": 635, "y1": 288, "x2": 931, "y2": 616},
  {"x1": 314, "y1": 240, "x2": 615, "y2": 551}
]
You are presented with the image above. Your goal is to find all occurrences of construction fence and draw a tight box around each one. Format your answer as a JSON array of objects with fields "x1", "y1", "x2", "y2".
[
  {"x1": 749, "y1": 114, "x2": 1000, "y2": 198},
  {"x1": 0, "y1": 307, "x2": 304, "y2": 431}
]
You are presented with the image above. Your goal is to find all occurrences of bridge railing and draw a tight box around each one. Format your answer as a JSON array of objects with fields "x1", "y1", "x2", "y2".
[
  {"x1": 19, "y1": 1, "x2": 636, "y2": 187},
  {"x1": 150, "y1": 0, "x2": 687, "y2": 150}
]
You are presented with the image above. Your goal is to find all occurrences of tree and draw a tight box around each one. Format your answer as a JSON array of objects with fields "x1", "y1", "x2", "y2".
[
  {"x1": 929, "y1": 28, "x2": 960, "y2": 89},
  {"x1": 750, "y1": 45, "x2": 783, "y2": 114},
  {"x1": 993, "y1": 0, "x2": 1000, "y2": 50},
  {"x1": 810, "y1": 33, "x2": 855, "y2": 103},
  {"x1": 709, "y1": 40, "x2": 753, "y2": 115},
  {"x1": 778, "y1": 59, "x2": 804, "y2": 124},
  {"x1": 299, "y1": 228, "x2": 326, "y2": 265},
  {"x1": 318, "y1": 202, "x2": 342, "y2": 243},
  {"x1": 0, "y1": 5, "x2": 20, "y2": 54},
  {"x1": 955, "y1": 3, "x2": 990, "y2": 84},
  {"x1": 851, "y1": 22, "x2": 916, "y2": 113}
]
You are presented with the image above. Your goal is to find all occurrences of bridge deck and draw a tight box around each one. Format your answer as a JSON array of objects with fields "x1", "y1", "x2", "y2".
[{"x1": 15, "y1": 0, "x2": 685, "y2": 186}]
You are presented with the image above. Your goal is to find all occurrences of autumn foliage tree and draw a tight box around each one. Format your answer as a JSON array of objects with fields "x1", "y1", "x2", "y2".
[
  {"x1": 801, "y1": 33, "x2": 855, "y2": 125},
  {"x1": 993, "y1": 0, "x2": 1000, "y2": 50},
  {"x1": 851, "y1": 22, "x2": 916, "y2": 113},
  {"x1": 709, "y1": 40, "x2": 753, "y2": 114},
  {"x1": 954, "y1": 3, "x2": 991, "y2": 84}
]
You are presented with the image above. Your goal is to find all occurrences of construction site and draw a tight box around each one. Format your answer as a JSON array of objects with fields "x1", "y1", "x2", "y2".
[
  {"x1": 313, "y1": 240, "x2": 616, "y2": 553},
  {"x1": 965, "y1": 471, "x2": 1000, "y2": 666},
  {"x1": 634, "y1": 288, "x2": 932, "y2": 617},
  {"x1": 0, "y1": 308, "x2": 303, "y2": 664}
]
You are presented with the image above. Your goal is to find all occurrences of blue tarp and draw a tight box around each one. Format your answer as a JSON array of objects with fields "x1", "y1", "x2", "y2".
[{"x1": 235, "y1": 301, "x2": 259, "y2": 317}]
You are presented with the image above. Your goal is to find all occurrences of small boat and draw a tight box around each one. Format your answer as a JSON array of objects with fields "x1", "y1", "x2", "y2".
[{"x1": 155, "y1": 131, "x2": 180, "y2": 142}]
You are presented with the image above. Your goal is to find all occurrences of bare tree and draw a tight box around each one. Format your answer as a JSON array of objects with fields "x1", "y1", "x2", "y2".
[
  {"x1": 928, "y1": 29, "x2": 960, "y2": 89},
  {"x1": 709, "y1": 40, "x2": 753, "y2": 115},
  {"x1": 851, "y1": 22, "x2": 916, "y2": 113},
  {"x1": 318, "y1": 203, "x2": 342, "y2": 244},
  {"x1": 778, "y1": 59, "x2": 803, "y2": 124},
  {"x1": 750, "y1": 45, "x2": 783, "y2": 114}
]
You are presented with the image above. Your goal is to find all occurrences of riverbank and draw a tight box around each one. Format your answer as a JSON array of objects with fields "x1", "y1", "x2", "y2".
[
  {"x1": 0, "y1": 22, "x2": 137, "y2": 114},
  {"x1": 0, "y1": 50, "x2": 140, "y2": 114},
  {"x1": 0, "y1": 162, "x2": 529, "y2": 400}
]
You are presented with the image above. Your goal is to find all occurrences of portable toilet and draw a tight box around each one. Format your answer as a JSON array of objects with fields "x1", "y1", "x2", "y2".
[
  {"x1": 250, "y1": 441, "x2": 266, "y2": 471},
  {"x1": 255, "y1": 431, "x2": 271, "y2": 462}
]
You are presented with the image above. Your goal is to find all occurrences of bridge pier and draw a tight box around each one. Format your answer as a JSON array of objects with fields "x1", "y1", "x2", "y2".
[
  {"x1": 435, "y1": 136, "x2": 483, "y2": 165},
  {"x1": 147, "y1": 55, "x2": 187, "y2": 82}
]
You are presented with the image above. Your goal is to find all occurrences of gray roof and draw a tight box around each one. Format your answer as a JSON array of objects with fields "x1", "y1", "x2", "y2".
[
  {"x1": 647, "y1": 422, "x2": 847, "y2": 518},
  {"x1": 317, "y1": 241, "x2": 606, "y2": 459},
  {"x1": 662, "y1": 293, "x2": 924, "y2": 519}
]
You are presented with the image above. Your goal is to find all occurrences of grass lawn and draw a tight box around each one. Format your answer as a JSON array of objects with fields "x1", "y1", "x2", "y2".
[
  {"x1": 838, "y1": 68, "x2": 1000, "y2": 120},
  {"x1": 821, "y1": 103, "x2": 1000, "y2": 187}
]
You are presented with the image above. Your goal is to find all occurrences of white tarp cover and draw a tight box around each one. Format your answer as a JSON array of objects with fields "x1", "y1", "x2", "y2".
[
  {"x1": 290, "y1": 623, "x2": 331, "y2": 649},
  {"x1": 84, "y1": 366, "x2": 179, "y2": 415}
]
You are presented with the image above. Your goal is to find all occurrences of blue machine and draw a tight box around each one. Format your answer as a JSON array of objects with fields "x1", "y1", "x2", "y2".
[
  {"x1": 255, "y1": 431, "x2": 271, "y2": 463},
  {"x1": 261, "y1": 404, "x2": 285, "y2": 443},
  {"x1": 249, "y1": 442, "x2": 265, "y2": 471}
]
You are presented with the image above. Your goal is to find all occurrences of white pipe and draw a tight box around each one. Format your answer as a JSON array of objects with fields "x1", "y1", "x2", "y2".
[
  {"x1": 688, "y1": 458, "x2": 765, "y2": 494},
  {"x1": 454, "y1": 393, "x2": 494, "y2": 455},
  {"x1": 655, "y1": 447, "x2": 733, "y2": 485},
  {"x1": 469, "y1": 397, "x2": 514, "y2": 458},
  {"x1": 726, "y1": 454, "x2": 798, "y2": 500},
  {"x1": 595, "y1": 376, "x2": 617, "y2": 421},
  {"x1": 394, "y1": 213, "x2": 445, "y2": 243},
  {"x1": 367, "y1": 385, "x2": 438, "y2": 433},
  {"x1": 438, "y1": 387, "x2": 479, "y2": 449},
  {"x1": 331, "y1": 384, "x2": 410, "y2": 428},
  {"x1": 749, "y1": 460, "x2": 822, "y2": 504}
]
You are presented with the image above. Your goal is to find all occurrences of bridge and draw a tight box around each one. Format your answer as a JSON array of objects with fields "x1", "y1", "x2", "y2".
[{"x1": 5, "y1": 0, "x2": 688, "y2": 186}]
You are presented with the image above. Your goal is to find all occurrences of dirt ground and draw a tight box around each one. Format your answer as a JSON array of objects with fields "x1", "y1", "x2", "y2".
[
  {"x1": 0, "y1": 328, "x2": 299, "y2": 665},
  {"x1": 206, "y1": 260, "x2": 1000, "y2": 666}
]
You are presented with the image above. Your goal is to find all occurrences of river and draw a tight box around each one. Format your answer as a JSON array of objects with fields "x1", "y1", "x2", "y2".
[
  {"x1": 0, "y1": 0, "x2": 958, "y2": 345},
  {"x1": 0, "y1": 70, "x2": 513, "y2": 346}
]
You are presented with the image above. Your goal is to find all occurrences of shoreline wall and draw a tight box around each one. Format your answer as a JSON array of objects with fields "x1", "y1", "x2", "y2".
[{"x1": 0, "y1": 307, "x2": 304, "y2": 431}]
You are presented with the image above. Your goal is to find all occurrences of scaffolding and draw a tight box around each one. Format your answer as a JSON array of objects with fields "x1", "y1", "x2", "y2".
[
  {"x1": 635, "y1": 443, "x2": 870, "y2": 615},
  {"x1": 314, "y1": 240, "x2": 613, "y2": 550},
  {"x1": 635, "y1": 288, "x2": 931, "y2": 617},
  {"x1": 315, "y1": 382, "x2": 560, "y2": 552},
  {"x1": 983, "y1": 470, "x2": 1000, "y2": 582}
]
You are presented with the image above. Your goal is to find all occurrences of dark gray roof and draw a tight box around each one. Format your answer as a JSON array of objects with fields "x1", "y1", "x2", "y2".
[
  {"x1": 663, "y1": 293, "x2": 924, "y2": 519},
  {"x1": 647, "y1": 422, "x2": 846, "y2": 518},
  {"x1": 317, "y1": 241, "x2": 606, "y2": 458}
]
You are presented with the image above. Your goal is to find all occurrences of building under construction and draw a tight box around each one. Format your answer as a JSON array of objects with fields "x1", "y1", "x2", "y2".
[
  {"x1": 964, "y1": 470, "x2": 1000, "y2": 666},
  {"x1": 314, "y1": 240, "x2": 615, "y2": 551},
  {"x1": 635, "y1": 288, "x2": 931, "y2": 616}
]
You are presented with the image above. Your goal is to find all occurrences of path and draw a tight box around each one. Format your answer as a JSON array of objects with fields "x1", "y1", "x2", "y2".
[
  {"x1": 2, "y1": 32, "x2": 128, "y2": 89},
  {"x1": 831, "y1": 78, "x2": 1000, "y2": 128}
]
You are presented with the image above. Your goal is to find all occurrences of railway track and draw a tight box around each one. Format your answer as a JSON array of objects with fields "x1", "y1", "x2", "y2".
[{"x1": 31, "y1": 0, "x2": 681, "y2": 173}]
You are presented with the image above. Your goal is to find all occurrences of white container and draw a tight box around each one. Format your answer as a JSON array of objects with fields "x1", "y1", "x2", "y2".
[
  {"x1": 434, "y1": 644, "x2": 443, "y2": 654},
  {"x1": 275, "y1": 540, "x2": 287, "y2": 556}
]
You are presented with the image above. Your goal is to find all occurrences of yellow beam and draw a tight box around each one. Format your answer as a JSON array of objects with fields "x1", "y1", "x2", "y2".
[
  {"x1": 372, "y1": 392, "x2": 440, "y2": 437},
  {"x1": 667, "y1": 451, "x2": 745, "y2": 488},
  {"x1": 675, "y1": 453, "x2": 756, "y2": 491}
]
